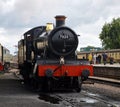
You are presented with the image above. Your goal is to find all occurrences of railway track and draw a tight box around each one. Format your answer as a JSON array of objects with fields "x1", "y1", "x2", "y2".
[
  {"x1": 88, "y1": 76, "x2": 120, "y2": 87},
  {"x1": 1, "y1": 71, "x2": 120, "y2": 107},
  {"x1": 11, "y1": 69, "x2": 120, "y2": 107},
  {"x1": 39, "y1": 91, "x2": 119, "y2": 107},
  {"x1": 81, "y1": 91, "x2": 119, "y2": 107}
]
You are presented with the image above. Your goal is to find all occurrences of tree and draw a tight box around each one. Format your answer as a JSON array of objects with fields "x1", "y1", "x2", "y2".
[{"x1": 99, "y1": 18, "x2": 120, "y2": 49}]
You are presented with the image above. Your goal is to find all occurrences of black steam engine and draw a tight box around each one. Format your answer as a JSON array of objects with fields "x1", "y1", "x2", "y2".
[{"x1": 18, "y1": 16, "x2": 93, "y2": 92}]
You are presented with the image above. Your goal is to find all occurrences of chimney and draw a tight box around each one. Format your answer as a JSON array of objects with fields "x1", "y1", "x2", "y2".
[{"x1": 55, "y1": 15, "x2": 66, "y2": 27}]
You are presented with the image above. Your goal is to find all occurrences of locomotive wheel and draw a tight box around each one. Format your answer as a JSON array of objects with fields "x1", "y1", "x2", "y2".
[
  {"x1": 47, "y1": 79, "x2": 53, "y2": 92},
  {"x1": 73, "y1": 77, "x2": 82, "y2": 92},
  {"x1": 30, "y1": 78, "x2": 39, "y2": 91},
  {"x1": 23, "y1": 74, "x2": 31, "y2": 86},
  {"x1": 41, "y1": 77, "x2": 53, "y2": 92},
  {"x1": 76, "y1": 85, "x2": 81, "y2": 92},
  {"x1": 24, "y1": 78, "x2": 31, "y2": 90}
]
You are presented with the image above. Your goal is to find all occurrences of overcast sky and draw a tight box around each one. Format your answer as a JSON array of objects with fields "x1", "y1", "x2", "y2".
[{"x1": 0, "y1": 0, "x2": 120, "y2": 54}]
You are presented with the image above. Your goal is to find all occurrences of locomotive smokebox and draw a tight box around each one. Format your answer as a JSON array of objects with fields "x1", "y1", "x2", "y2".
[{"x1": 55, "y1": 15, "x2": 66, "y2": 27}]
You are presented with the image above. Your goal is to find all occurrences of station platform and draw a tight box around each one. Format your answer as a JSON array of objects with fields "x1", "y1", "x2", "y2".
[
  {"x1": 93, "y1": 63, "x2": 120, "y2": 68},
  {"x1": 92, "y1": 63, "x2": 120, "y2": 80},
  {"x1": 89, "y1": 76, "x2": 120, "y2": 84}
]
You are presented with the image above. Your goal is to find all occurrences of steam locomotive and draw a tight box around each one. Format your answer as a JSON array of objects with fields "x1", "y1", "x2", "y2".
[{"x1": 18, "y1": 16, "x2": 93, "y2": 92}]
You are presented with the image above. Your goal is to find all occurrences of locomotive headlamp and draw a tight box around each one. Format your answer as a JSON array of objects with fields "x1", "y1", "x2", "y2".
[{"x1": 60, "y1": 56, "x2": 65, "y2": 64}]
